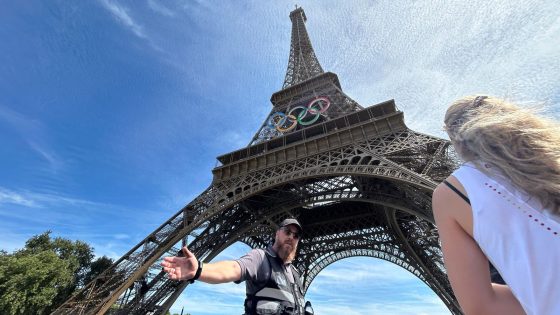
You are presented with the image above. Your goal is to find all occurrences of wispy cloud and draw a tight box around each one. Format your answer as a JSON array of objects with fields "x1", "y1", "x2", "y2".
[
  {"x1": 0, "y1": 187, "x2": 169, "y2": 232},
  {"x1": 0, "y1": 186, "x2": 167, "y2": 258},
  {"x1": 98, "y1": 0, "x2": 146, "y2": 39},
  {"x1": 0, "y1": 106, "x2": 63, "y2": 171},
  {"x1": 114, "y1": 233, "x2": 130, "y2": 240},
  {"x1": 0, "y1": 187, "x2": 124, "y2": 235},
  {"x1": 311, "y1": 259, "x2": 419, "y2": 284},
  {"x1": 304, "y1": 257, "x2": 449, "y2": 315},
  {"x1": 300, "y1": 0, "x2": 560, "y2": 135},
  {"x1": 314, "y1": 300, "x2": 450, "y2": 315},
  {"x1": 27, "y1": 141, "x2": 63, "y2": 171},
  {"x1": 0, "y1": 188, "x2": 39, "y2": 208},
  {"x1": 147, "y1": 0, "x2": 175, "y2": 17},
  {"x1": 177, "y1": 0, "x2": 207, "y2": 11},
  {"x1": 213, "y1": 130, "x2": 253, "y2": 152},
  {"x1": 0, "y1": 187, "x2": 106, "y2": 209}
]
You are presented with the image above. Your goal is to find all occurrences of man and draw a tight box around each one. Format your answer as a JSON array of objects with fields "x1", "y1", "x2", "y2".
[{"x1": 161, "y1": 218, "x2": 308, "y2": 315}]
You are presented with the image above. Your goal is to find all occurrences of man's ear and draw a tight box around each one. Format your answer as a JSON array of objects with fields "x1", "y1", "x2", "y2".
[{"x1": 272, "y1": 230, "x2": 280, "y2": 243}]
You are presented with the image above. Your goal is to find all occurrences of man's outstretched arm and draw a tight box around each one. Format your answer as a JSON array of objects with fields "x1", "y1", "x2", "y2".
[{"x1": 161, "y1": 246, "x2": 242, "y2": 284}]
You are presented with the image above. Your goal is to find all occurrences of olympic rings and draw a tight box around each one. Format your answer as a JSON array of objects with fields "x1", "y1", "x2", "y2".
[
  {"x1": 267, "y1": 112, "x2": 298, "y2": 132},
  {"x1": 265, "y1": 96, "x2": 331, "y2": 134},
  {"x1": 307, "y1": 96, "x2": 330, "y2": 115}
]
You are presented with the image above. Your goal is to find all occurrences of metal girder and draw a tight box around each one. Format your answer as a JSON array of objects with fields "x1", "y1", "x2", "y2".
[
  {"x1": 53, "y1": 155, "x2": 461, "y2": 314},
  {"x1": 54, "y1": 124, "x2": 460, "y2": 315},
  {"x1": 53, "y1": 6, "x2": 464, "y2": 315}
]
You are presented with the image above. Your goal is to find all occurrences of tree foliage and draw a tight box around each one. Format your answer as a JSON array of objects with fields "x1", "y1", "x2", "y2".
[
  {"x1": 0, "y1": 231, "x2": 114, "y2": 315},
  {"x1": 82, "y1": 255, "x2": 114, "y2": 286},
  {"x1": 19, "y1": 231, "x2": 94, "y2": 287},
  {"x1": 0, "y1": 250, "x2": 74, "y2": 314}
]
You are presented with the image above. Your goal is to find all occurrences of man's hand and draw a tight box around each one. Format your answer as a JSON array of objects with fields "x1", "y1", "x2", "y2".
[{"x1": 161, "y1": 246, "x2": 198, "y2": 281}]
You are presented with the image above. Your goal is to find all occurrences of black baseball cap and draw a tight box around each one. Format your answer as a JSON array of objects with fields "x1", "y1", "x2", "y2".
[{"x1": 279, "y1": 218, "x2": 302, "y2": 232}]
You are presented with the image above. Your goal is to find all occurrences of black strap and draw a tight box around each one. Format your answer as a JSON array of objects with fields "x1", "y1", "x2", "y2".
[
  {"x1": 245, "y1": 250, "x2": 273, "y2": 314},
  {"x1": 443, "y1": 180, "x2": 471, "y2": 205},
  {"x1": 245, "y1": 251, "x2": 301, "y2": 315},
  {"x1": 187, "y1": 259, "x2": 203, "y2": 284},
  {"x1": 290, "y1": 264, "x2": 304, "y2": 296}
]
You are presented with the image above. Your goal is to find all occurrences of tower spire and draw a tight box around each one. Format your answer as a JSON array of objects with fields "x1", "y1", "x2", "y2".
[{"x1": 282, "y1": 7, "x2": 324, "y2": 88}]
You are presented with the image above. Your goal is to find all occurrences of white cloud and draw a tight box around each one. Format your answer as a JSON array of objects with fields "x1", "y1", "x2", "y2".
[
  {"x1": 312, "y1": 259, "x2": 418, "y2": 284},
  {"x1": 0, "y1": 186, "x2": 166, "y2": 259},
  {"x1": 0, "y1": 187, "x2": 110, "y2": 210},
  {"x1": 297, "y1": 0, "x2": 560, "y2": 135},
  {"x1": 98, "y1": 0, "x2": 146, "y2": 38},
  {"x1": 0, "y1": 105, "x2": 63, "y2": 171},
  {"x1": 147, "y1": 0, "x2": 174, "y2": 17},
  {"x1": 213, "y1": 130, "x2": 253, "y2": 152},
  {"x1": 0, "y1": 188, "x2": 39, "y2": 208},
  {"x1": 27, "y1": 141, "x2": 63, "y2": 171},
  {"x1": 113, "y1": 233, "x2": 130, "y2": 240},
  {"x1": 305, "y1": 258, "x2": 449, "y2": 314},
  {"x1": 88, "y1": 240, "x2": 125, "y2": 261},
  {"x1": 314, "y1": 300, "x2": 450, "y2": 315}
]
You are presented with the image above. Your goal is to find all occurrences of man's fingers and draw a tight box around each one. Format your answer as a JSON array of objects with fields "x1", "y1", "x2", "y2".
[
  {"x1": 161, "y1": 260, "x2": 175, "y2": 268},
  {"x1": 164, "y1": 256, "x2": 188, "y2": 263},
  {"x1": 182, "y1": 246, "x2": 195, "y2": 259}
]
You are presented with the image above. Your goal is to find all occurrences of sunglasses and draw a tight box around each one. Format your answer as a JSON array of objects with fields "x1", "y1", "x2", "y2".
[{"x1": 281, "y1": 227, "x2": 301, "y2": 239}]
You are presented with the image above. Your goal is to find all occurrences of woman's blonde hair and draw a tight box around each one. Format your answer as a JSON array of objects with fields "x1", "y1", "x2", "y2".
[{"x1": 444, "y1": 95, "x2": 560, "y2": 214}]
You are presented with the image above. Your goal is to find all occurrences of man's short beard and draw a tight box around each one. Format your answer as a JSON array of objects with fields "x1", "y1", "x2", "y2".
[{"x1": 277, "y1": 242, "x2": 297, "y2": 263}]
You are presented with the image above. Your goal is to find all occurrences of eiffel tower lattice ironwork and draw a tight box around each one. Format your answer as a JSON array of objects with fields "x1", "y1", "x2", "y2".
[{"x1": 54, "y1": 7, "x2": 463, "y2": 315}]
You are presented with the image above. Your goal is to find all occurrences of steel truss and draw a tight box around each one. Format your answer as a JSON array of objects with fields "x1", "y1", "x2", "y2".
[
  {"x1": 53, "y1": 6, "x2": 464, "y2": 315},
  {"x1": 53, "y1": 114, "x2": 462, "y2": 314}
]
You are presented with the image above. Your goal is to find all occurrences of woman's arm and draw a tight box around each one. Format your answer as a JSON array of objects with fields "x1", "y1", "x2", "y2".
[{"x1": 432, "y1": 180, "x2": 525, "y2": 315}]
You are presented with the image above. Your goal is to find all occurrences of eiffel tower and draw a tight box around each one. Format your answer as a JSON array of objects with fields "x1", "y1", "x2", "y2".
[{"x1": 54, "y1": 7, "x2": 462, "y2": 315}]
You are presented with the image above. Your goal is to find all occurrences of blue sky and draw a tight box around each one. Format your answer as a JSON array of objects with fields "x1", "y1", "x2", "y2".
[{"x1": 1, "y1": 0, "x2": 559, "y2": 314}]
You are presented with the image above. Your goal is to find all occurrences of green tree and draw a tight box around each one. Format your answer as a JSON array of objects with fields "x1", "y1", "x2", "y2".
[
  {"x1": 82, "y1": 255, "x2": 114, "y2": 286},
  {"x1": 18, "y1": 231, "x2": 94, "y2": 287},
  {"x1": 0, "y1": 250, "x2": 74, "y2": 314},
  {"x1": 0, "y1": 231, "x2": 114, "y2": 315}
]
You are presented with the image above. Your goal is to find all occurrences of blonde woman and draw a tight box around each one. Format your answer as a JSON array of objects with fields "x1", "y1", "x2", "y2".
[{"x1": 433, "y1": 95, "x2": 560, "y2": 315}]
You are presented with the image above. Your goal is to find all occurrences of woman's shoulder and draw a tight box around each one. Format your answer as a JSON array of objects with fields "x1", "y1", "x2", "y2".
[
  {"x1": 433, "y1": 174, "x2": 475, "y2": 236},
  {"x1": 432, "y1": 176, "x2": 468, "y2": 217}
]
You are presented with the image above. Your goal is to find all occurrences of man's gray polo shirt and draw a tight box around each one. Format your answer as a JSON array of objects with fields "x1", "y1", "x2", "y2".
[{"x1": 235, "y1": 244, "x2": 295, "y2": 295}]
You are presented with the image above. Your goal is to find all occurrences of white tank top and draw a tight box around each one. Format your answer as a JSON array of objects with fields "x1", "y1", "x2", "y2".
[{"x1": 452, "y1": 163, "x2": 560, "y2": 315}]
